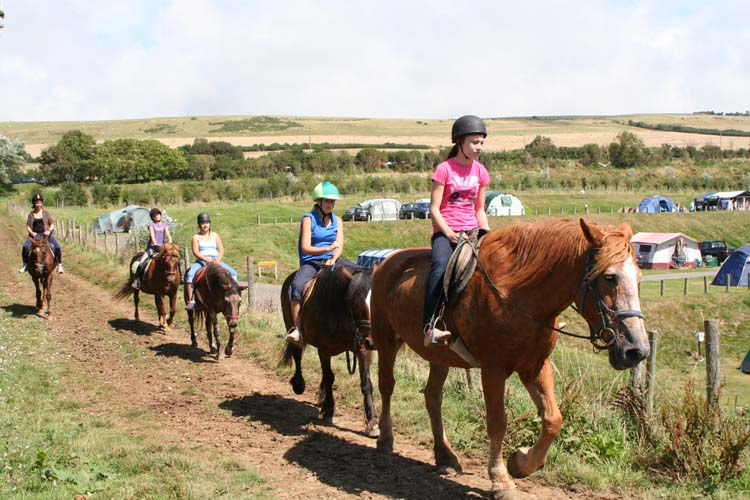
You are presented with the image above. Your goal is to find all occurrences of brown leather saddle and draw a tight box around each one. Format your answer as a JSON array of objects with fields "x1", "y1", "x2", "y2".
[{"x1": 443, "y1": 228, "x2": 488, "y2": 305}]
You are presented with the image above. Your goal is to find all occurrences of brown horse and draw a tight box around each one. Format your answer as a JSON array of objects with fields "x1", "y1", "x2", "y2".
[
  {"x1": 371, "y1": 219, "x2": 649, "y2": 500},
  {"x1": 186, "y1": 262, "x2": 242, "y2": 360},
  {"x1": 27, "y1": 236, "x2": 56, "y2": 316},
  {"x1": 115, "y1": 243, "x2": 181, "y2": 331},
  {"x1": 280, "y1": 264, "x2": 378, "y2": 437}
]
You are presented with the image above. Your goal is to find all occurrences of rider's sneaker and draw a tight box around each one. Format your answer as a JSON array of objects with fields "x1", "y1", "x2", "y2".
[
  {"x1": 131, "y1": 278, "x2": 140, "y2": 290},
  {"x1": 424, "y1": 326, "x2": 452, "y2": 347},
  {"x1": 18, "y1": 264, "x2": 27, "y2": 273},
  {"x1": 57, "y1": 264, "x2": 64, "y2": 274},
  {"x1": 185, "y1": 300, "x2": 196, "y2": 311},
  {"x1": 286, "y1": 326, "x2": 303, "y2": 345}
]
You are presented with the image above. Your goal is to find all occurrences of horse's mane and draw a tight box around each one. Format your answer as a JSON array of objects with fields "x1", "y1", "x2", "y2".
[
  {"x1": 309, "y1": 264, "x2": 371, "y2": 326},
  {"x1": 205, "y1": 262, "x2": 239, "y2": 294},
  {"x1": 481, "y1": 219, "x2": 634, "y2": 290},
  {"x1": 157, "y1": 242, "x2": 180, "y2": 258}
]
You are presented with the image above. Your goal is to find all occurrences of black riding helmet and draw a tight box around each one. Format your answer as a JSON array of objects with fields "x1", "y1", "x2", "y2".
[
  {"x1": 197, "y1": 212, "x2": 211, "y2": 224},
  {"x1": 31, "y1": 194, "x2": 43, "y2": 203},
  {"x1": 150, "y1": 208, "x2": 162, "y2": 221},
  {"x1": 451, "y1": 115, "x2": 487, "y2": 143}
]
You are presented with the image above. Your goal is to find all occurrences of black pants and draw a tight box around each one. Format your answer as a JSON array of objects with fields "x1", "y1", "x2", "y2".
[{"x1": 423, "y1": 233, "x2": 456, "y2": 327}]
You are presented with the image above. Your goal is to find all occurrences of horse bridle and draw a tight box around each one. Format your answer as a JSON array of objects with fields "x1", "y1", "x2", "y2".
[
  {"x1": 345, "y1": 317, "x2": 373, "y2": 375},
  {"x1": 471, "y1": 242, "x2": 645, "y2": 352},
  {"x1": 570, "y1": 247, "x2": 645, "y2": 351}
]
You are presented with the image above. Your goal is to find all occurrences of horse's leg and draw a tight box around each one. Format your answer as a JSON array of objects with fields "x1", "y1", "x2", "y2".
[
  {"x1": 425, "y1": 363, "x2": 461, "y2": 475},
  {"x1": 357, "y1": 348, "x2": 379, "y2": 438},
  {"x1": 508, "y1": 358, "x2": 562, "y2": 479},
  {"x1": 317, "y1": 351, "x2": 335, "y2": 424},
  {"x1": 206, "y1": 313, "x2": 218, "y2": 355},
  {"x1": 212, "y1": 315, "x2": 221, "y2": 360},
  {"x1": 167, "y1": 290, "x2": 177, "y2": 327},
  {"x1": 188, "y1": 310, "x2": 198, "y2": 348},
  {"x1": 481, "y1": 368, "x2": 518, "y2": 500},
  {"x1": 224, "y1": 324, "x2": 235, "y2": 357},
  {"x1": 154, "y1": 293, "x2": 166, "y2": 331},
  {"x1": 34, "y1": 278, "x2": 43, "y2": 312},
  {"x1": 45, "y1": 275, "x2": 52, "y2": 316},
  {"x1": 133, "y1": 289, "x2": 140, "y2": 321},
  {"x1": 290, "y1": 345, "x2": 305, "y2": 395},
  {"x1": 376, "y1": 335, "x2": 401, "y2": 454}
]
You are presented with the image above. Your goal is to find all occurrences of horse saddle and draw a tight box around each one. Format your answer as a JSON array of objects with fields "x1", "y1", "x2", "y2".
[
  {"x1": 443, "y1": 228, "x2": 489, "y2": 305},
  {"x1": 194, "y1": 266, "x2": 208, "y2": 286}
]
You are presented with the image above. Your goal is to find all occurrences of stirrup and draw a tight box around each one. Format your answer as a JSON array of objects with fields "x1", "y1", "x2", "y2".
[{"x1": 424, "y1": 324, "x2": 452, "y2": 347}]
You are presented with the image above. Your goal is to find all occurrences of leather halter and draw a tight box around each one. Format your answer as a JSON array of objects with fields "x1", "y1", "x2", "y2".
[{"x1": 571, "y1": 247, "x2": 645, "y2": 351}]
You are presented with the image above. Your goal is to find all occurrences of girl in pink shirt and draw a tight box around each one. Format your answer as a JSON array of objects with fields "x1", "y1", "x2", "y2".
[{"x1": 424, "y1": 115, "x2": 490, "y2": 347}]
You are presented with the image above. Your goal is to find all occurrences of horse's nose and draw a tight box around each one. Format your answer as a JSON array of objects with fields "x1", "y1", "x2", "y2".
[{"x1": 624, "y1": 345, "x2": 649, "y2": 366}]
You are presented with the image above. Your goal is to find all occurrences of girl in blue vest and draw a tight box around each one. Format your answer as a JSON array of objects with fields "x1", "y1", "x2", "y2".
[
  {"x1": 131, "y1": 208, "x2": 173, "y2": 290},
  {"x1": 286, "y1": 181, "x2": 346, "y2": 345}
]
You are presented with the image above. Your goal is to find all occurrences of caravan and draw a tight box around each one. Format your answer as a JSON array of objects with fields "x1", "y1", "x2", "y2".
[{"x1": 485, "y1": 192, "x2": 525, "y2": 217}]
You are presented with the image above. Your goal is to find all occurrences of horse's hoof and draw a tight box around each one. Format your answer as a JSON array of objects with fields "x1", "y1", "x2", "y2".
[
  {"x1": 224, "y1": 346, "x2": 233, "y2": 357},
  {"x1": 376, "y1": 437, "x2": 393, "y2": 454},
  {"x1": 437, "y1": 463, "x2": 462, "y2": 477},
  {"x1": 210, "y1": 347, "x2": 218, "y2": 355},
  {"x1": 291, "y1": 376, "x2": 305, "y2": 395},
  {"x1": 491, "y1": 488, "x2": 520, "y2": 500},
  {"x1": 366, "y1": 424, "x2": 380, "y2": 439},
  {"x1": 507, "y1": 449, "x2": 532, "y2": 479},
  {"x1": 191, "y1": 341, "x2": 198, "y2": 349}
]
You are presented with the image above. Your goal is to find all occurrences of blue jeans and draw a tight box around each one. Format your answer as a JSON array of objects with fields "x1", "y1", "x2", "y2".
[
  {"x1": 22, "y1": 234, "x2": 62, "y2": 264},
  {"x1": 290, "y1": 258, "x2": 356, "y2": 302},
  {"x1": 423, "y1": 233, "x2": 456, "y2": 327},
  {"x1": 185, "y1": 260, "x2": 237, "y2": 283}
]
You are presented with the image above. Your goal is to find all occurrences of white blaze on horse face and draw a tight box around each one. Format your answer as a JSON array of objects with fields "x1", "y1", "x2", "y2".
[{"x1": 612, "y1": 256, "x2": 644, "y2": 330}]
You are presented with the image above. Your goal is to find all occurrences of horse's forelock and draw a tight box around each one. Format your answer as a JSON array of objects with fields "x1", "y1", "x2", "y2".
[{"x1": 586, "y1": 230, "x2": 637, "y2": 281}]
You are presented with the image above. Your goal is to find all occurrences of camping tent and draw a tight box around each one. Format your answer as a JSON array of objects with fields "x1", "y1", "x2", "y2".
[
  {"x1": 637, "y1": 195, "x2": 676, "y2": 213},
  {"x1": 631, "y1": 232, "x2": 702, "y2": 269},
  {"x1": 92, "y1": 205, "x2": 176, "y2": 234},
  {"x1": 485, "y1": 192, "x2": 525, "y2": 216},
  {"x1": 359, "y1": 198, "x2": 402, "y2": 222},
  {"x1": 741, "y1": 351, "x2": 750, "y2": 374},
  {"x1": 356, "y1": 248, "x2": 400, "y2": 269},
  {"x1": 711, "y1": 244, "x2": 750, "y2": 286}
]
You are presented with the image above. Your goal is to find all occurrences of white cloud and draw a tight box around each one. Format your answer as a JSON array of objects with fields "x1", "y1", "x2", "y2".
[{"x1": 0, "y1": 0, "x2": 748, "y2": 121}]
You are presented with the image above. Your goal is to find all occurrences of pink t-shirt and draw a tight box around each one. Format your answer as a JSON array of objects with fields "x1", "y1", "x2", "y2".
[{"x1": 431, "y1": 158, "x2": 490, "y2": 234}]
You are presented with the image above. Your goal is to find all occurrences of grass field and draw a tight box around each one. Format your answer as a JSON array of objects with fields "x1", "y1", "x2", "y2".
[{"x1": 4, "y1": 113, "x2": 750, "y2": 157}]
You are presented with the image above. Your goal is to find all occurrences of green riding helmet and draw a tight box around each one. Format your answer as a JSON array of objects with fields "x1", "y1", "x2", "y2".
[{"x1": 312, "y1": 181, "x2": 340, "y2": 201}]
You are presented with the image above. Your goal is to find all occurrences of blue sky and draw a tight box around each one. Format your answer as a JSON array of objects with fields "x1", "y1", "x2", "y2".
[{"x1": 0, "y1": 0, "x2": 748, "y2": 121}]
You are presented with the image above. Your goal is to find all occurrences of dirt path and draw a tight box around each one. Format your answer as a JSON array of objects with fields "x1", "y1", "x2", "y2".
[{"x1": 1, "y1": 222, "x2": 619, "y2": 500}]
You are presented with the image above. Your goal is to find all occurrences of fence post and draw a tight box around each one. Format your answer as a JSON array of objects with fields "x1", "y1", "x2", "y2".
[
  {"x1": 183, "y1": 247, "x2": 190, "y2": 272},
  {"x1": 256, "y1": 214, "x2": 260, "y2": 225},
  {"x1": 660, "y1": 280, "x2": 664, "y2": 296},
  {"x1": 725, "y1": 280, "x2": 730, "y2": 293},
  {"x1": 704, "y1": 276, "x2": 708, "y2": 294},
  {"x1": 630, "y1": 362, "x2": 643, "y2": 397},
  {"x1": 104, "y1": 233, "x2": 109, "y2": 253},
  {"x1": 115, "y1": 233, "x2": 120, "y2": 257},
  {"x1": 705, "y1": 320, "x2": 720, "y2": 408},
  {"x1": 646, "y1": 330, "x2": 659, "y2": 419},
  {"x1": 683, "y1": 277, "x2": 688, "y2": 296},
  {"x1": 247, "y1": 256, "x2": 255, "y2": 310}
]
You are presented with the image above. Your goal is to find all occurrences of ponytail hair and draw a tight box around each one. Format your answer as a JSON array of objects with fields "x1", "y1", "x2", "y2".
[{"x1": 446, "y1": 144, "x2": 459, "y2": 159}]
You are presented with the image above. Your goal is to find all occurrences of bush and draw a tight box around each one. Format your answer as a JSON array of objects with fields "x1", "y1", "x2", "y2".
[{"x1": 57, "y1": 182, "x2": 89, "y2": 206}]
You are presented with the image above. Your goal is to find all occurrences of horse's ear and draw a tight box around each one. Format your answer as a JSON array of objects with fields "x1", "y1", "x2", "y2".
[
  {"x1": 341, "y1": 266, "x2": 353, "y2": 281},
  {"x1": 617, "y1": 221, "x2": 633, "y2": 240},
  {"x1": 580, "y1": 218, "x2": 604, "y2": 245}
]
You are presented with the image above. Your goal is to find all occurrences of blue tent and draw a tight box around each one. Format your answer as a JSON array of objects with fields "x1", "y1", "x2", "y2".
[
  {"x1": 356, "y1": 248, "x2": 399, "y2": 269},
  {"x1": 711, "y1": 244, "x2": 750, "y2": 286},
  {"x1": 638, "y1": 195, "x2": 676, "y2": 213}
]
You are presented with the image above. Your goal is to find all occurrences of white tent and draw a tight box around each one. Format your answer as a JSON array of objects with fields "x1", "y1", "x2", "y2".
[
  {"x1": 485, "y1": 192, "x2": 525, "y2": 217},
  {"x1": 92, "y1": 205, "x2": 176, "y2": 234},
  {"x1": 359, "y1": 198, "x2": 402, "y2": 222},
  {"x1": 631, "y1": 232, "x2": 702, "y2": 269}
]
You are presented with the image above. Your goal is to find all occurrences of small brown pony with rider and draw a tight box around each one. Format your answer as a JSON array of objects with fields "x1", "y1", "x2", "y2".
[
  {"x1": 186, "y1": 262, "x2": 243, "y2": 361},
  {"x1": 280, "y1": 263, "x2": 378, "y2": 437},
  {"x1": 115, "y1": 242, "x2": 181, "y2": 332},
  {"x1": 370, "y1": 219, "x2": 649, "y2": 500},
  {"x1": 26, "y1": 236, "x2": 56, "y2": 316}
]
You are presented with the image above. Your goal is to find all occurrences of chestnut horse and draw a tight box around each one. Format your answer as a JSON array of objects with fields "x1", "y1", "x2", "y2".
[
  {"x1": 280, "y1": 264, "x2": 378, "y2": 437},
  {"x1": 115, "y1": 243, "x2": 181, "y2": 331},
  {"x1": 186, "y1": 262, "x2": 242, "y2": 360},
  {"x1": 27, "y1": 236, "x2": 56, "y2": 316},
  {"x1": 371, "y1": 219, "x2": 649, "y2": 500}
]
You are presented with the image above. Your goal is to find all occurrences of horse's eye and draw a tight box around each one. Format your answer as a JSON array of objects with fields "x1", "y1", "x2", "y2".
[{"x1": 603, "y1": 274, "x2": 617, "y2": 283}]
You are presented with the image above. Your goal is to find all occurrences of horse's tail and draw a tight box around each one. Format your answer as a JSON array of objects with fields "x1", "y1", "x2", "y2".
[
  {"x1": 114, "y1": 281, "x2": 134, "y2": 300},
  {"x1": 279, "y1": 340, "x2": 304, "y2": 368}
]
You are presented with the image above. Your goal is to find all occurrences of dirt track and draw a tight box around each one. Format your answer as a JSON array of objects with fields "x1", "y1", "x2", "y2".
[{"x1": 1, "y1": 219, "x2": 621, "y2": 500}]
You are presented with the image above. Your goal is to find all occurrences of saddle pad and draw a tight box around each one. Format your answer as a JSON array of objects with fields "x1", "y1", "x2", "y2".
[
  {"x1": 194, "y1": 266, "x2": 208, "y2": 285},
  {"x1": 443, "y1": 228, "x2": 488, "y2": 305}
]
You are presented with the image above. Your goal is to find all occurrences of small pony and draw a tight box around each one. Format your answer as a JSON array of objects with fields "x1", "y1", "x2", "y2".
[
  {"x1": 115, "y1": 242, "x2": 182, "y2": 331},
  {"x1": 371, "y1": 219, "x2": 649, "y2": 500},
  {"x1": 26, "y1": 236, "x2": 56, "y2": 316},
  {"x1": 280, "y1": 264, "x2": 378, "y2": 437},
  {"x1": 186, "y1": 262, "x2": 242, "y2": 361}
]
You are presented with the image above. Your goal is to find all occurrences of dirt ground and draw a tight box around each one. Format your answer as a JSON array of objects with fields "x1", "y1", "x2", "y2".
[{"x1": 1, "y1": 225, "x2": 623, "y2": 500}]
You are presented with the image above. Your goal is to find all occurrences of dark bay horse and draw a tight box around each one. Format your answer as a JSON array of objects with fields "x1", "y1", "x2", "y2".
[
  {"x1": 280, "y1": 264, "x2": 378, "y2": 437},
  {"x1": 186, "y1": 262, "x2": 242, "y2": 361},
  {"x1": 27, "y1": 236, "x2": 56, "y2": 316},
  {"x1": 370, "y1": 219, "x2": 649, "y2": 500},
  {"x1": 115, "y1": 243, "x2": 181, "y2": 331}
]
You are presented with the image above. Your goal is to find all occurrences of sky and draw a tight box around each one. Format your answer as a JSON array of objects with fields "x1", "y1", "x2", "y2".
[{"x1": 1, "y1": 0, "x2": 748, "y2": 122}]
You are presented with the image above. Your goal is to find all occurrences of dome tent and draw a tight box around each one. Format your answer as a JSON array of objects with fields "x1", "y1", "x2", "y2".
[
  {"x1": 92, "y1": 205, "x2": 176, "y2": 234},
  {"x1": 711, "y1": 244, "x2": 750, "y2": 287},
  {"x1": 638, "y1": 195, "x2": 676, "y2": 213}
]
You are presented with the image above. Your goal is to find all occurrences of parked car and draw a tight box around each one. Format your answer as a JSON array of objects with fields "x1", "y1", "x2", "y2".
[
  {"x1": 399, "y1": 202, "x2": 430, "y2": 219},
  {"x1": 342, "y1": 206, "x2": 371, "y2": 222},
  {"x1": 700, "y1": 240, "x2": 733, "y2": 263}
]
